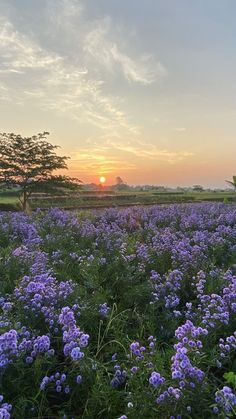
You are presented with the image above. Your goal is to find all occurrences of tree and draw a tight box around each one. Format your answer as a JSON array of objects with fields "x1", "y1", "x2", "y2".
[
  {"x1": 226, "y1": 176, "x2": 236, "y2": 190},
  {"x1": 192, "y1": 185, "x2": 204, "y2": 192},
  {"x1": 114, "y1": 176, "x2": 129, "y2": 191},
  {"x1": 116, "y1": 176, "x2": 124, "y2": 186},
  {"x1": 0, "y1": 132, "x2": 80, "y2": 211}
]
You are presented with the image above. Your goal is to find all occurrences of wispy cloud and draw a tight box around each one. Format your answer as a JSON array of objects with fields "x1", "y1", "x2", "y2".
[
  {"x1": 46, "y1": 0, "x2": 84, "y2": 39},
  {"x1": 70, "y1": 138, "x2": 194, "y2": 176},
  {"x1": 70, "y1": 149, "x2": 136, "y2": 175},
  {"x1": 107, "y1": 140, "x2": 194, "y2": 164},
  {"x1": 84, "y1": 19, "x2": 166, "y2": 85},
  {"x1": 0, "y1": 20, "x2": 62, "y2": 71},
  {"x1": 0, "y1": 0, "x2": 188, "y2": 182},
  {"x1": 0, "y1": 0, "x2": 167, "y2": 141},
  {"x1": 0, "y1": 14, "x2": 139, "y2": 135}
]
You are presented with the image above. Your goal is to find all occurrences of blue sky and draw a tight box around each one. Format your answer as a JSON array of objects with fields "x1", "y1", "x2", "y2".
[{"x1": 1, "y1": 0, "x2": 236, "y2": 186}]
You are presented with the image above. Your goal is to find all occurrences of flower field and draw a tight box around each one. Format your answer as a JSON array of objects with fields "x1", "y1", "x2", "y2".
[{"x1": 0, "y1": 203, "x2": 236, "y2": 418}]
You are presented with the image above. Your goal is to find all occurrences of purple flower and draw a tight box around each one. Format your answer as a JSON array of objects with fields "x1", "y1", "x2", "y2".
[
  {"x1": 70, "y1": 347, "x2": 84, "y2": 361},
  {"x1": 131, "y1": 366, "x2": 139, "y2": 374},
  {"x1": 149, "y1": 371, "x2": 165, "y2": 387},
  {"x1": 214, "y1": 386, "x2": 236, "y2": 414},
  {"x1": 76, "y1": 375, "x2": 82, "y2": 384},
  {"x1": 98, "y1": 303, "x2": 110, "y2": 317},
  {"x1": 0, "y1": 397, "x2": 12, "y2": 419}
]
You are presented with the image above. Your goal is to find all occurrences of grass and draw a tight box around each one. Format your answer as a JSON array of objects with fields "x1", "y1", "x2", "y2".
[{"x1": 0, "y1": 189, "x2": 235, "y2": 211}]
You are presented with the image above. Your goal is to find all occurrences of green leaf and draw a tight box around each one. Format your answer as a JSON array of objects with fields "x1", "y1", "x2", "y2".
[{"x1": 223, "y1": 371, "x2": 236, "y2": 387}]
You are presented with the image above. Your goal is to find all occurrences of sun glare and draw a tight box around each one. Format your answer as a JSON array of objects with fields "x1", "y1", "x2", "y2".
[{"x1": 99, "y1": 176, "x2": 106, "y2": 184}]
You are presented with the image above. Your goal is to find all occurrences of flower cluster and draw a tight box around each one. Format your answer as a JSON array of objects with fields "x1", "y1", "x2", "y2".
[
  {"x1": 156, "y1": 386, "x2": 182, "y2": 404},
  {"x1": 130, "y1": 341, "x2": 146, "y2": 360},
  {"x1": 151, "y1": 269, "x2": 183, "y2": 309},
  {"x1": 40, "y1": 372, "x2": 70, "y2": 394},
  {"x1": 0, "y1": 330, "x2": 18, "y2": 368},
  {"x1": 110, "y1": 366, "x2": 127, "y2": 388},
  {"x1": 218, "y1": 332, "x2": 236, "y2": 359},
  {"x1": 58, "y1": 307, "x2": 89, "y2": 361},
  {"x1": 98, "y1": 303, "x2": 110, "y2": 317},
  {"x1": 21, "y1": 334, "x2": 53, "y2": 364},
  {"x1": 214, "y1": 386, "x2": 236, "y2": 415},
  {"x1": 149, "y1": 371, "x2": 165, "y2": 388},
  {"x1": 0, "y1": 327, "x2": 54, "y2": 368},
  {"x1": 15, "y1": 271, "x2": 74, "y2": 327},
  {"x1": 0, "y1": 395, "x2": 12, "y2": 419},
  {"x1": 171, "y1": 321, "x2": 208, "y2": 389}
]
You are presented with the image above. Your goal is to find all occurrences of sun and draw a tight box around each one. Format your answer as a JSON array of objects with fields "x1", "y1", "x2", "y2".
[{"x1": 99, "y1": 176, "x2": 106, "y2": 184}]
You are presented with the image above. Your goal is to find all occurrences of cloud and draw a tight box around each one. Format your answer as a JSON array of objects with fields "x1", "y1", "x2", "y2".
[
  {"x1": 107, "y1": 140, "x2": 194, "y2": 164},
  {"x1": 69, "y1": 138, "x2": 194, "y2": 176},
  {"x1": 0, "y1": 15, "x2": 139, "y2": 135},
  {"x1": 174, "y1": 127, "x2": 186, "y2": 132},
  {"x1": 0, "y1": 20, "x2": 62, "y2": 71},
  {"x1": 84, "y1": 19, "x2": 166, "y2": 84},
  {"x1": 46, "y1": 0, "x2": 83, "y2": 38},
  {"x1": 69, "y1": 143, "x2": 137, "y2": 175},
  {"x1": 0, "y1": 0, "x2": 170, "y2": 172}
]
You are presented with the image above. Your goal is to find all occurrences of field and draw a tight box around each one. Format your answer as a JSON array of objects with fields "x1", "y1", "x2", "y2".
[
  {"x1": 0, "y1": 203, "x2": 236, "y2": 418},
  {"x1": 0, "y1": 189, "x2": 236, "y2": 211}
]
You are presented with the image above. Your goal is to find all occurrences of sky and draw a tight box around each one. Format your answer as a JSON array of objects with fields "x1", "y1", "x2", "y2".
[{"x1": 0, "y1": 0, "x2": 236, "y2": 187}]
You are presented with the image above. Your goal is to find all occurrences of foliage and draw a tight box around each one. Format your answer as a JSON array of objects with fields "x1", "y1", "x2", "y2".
[
  {"x1": 226, "y1": 176, "x2": 236, "y2": 190},
  {"x1": 224, "y1": 372, "x2": 236, "y2": 388},
  {"x1": 192, "y1": 185, "x2": 204, "y2": 192},
  {"x1": 0, "y1": 132, "x2": 80, "y2": 211}
]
